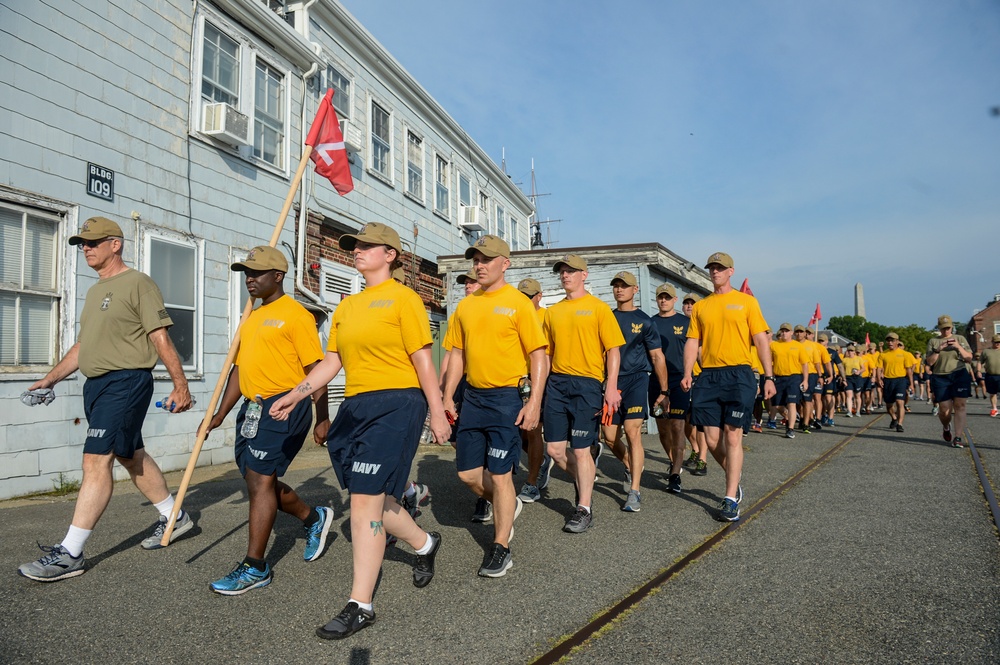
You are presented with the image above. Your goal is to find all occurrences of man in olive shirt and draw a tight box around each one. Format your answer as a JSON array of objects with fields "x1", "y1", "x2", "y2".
[
  {"x1": 979, "y1": 334, "x2": 1000, "y2": 418},
  {"x1": 926, "y1": 315, "x2": 974, "y2": 447},
  {"x1": 18, "y1": 217, "x2": 193, "y2": 582}
]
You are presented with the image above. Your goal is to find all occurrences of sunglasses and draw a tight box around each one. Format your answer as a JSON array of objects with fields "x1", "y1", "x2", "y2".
[{"x1": 77, "y1": 237, "x2": 115, "y2": 249}]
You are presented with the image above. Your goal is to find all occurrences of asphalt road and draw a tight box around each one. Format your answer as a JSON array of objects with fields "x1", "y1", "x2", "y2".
[{"x1": 2, "y1": 397, "x2": 998, "y2": 664}]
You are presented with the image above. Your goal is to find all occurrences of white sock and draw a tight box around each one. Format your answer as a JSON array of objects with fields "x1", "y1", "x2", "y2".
[
  {"x1": 60, "y1": 525, "x2": 91, "y2": 558},
  {"x1": 724, "y1": 496, "x2": 737, "y2": 503},
  {"x1": 414, "y1": 532, "x2": 436, "y2": 555},
  {"x1": 153, "y1": 495, "x2": 177, "y2": 519},
  {"x1": 403, "y1": 482, "x2": 417, "y2": 499},
  {"x1": 349, "y1": 598, "x2": 373, "y2": 612},
  {"x1": 577, "y1": 505, "x2": 591, "y2": 514}
]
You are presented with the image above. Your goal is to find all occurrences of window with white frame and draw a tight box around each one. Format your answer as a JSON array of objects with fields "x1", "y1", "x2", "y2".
[
  {"x1": 370, "y1": 100, "x2": 392, "y2": 180},
  {"x1": 325, "y1": 64, "x2": 351, "y2": 119},
  {"x1": 0, "y1": 201, "x2": 61, "y2": 369},
  {"x1": 319, "y1": 258, "x2": 365, "y2": 307},
  {"x1": 196, "y1": 15, "x2": 291, "y2": 171},
  {"x1": 510, "y1": 217, "x2": 519, "y2": 250},
  {"x1": 495, "y1": 204, "x2": 505, "y2": 239},
  {"x1": 994, "y1": 322, "x2": 1000, "y2": 335},
  {"x1": 229, "y1": 247, "x2": 252, "y2": 340},
  {"x1": 458, "y1": 173, "x2": 472, "y2": 207},
  {"x1": 478, "y1": 191, "x2": 491, "y2": 230},
  {"x1": 144, "y1": 230, "x2": 202, "y2": 371},
  {"x1": 434, "y1": 154, "x2": 449, "y2": 215},
  {"x1": 406, "y1": 131, "x2": 424, "y2": 201}
]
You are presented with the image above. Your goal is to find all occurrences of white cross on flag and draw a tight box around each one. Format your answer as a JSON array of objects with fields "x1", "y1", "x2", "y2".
[{"x1": 306, "y1": 89, "x2": 354, "y2": 196}]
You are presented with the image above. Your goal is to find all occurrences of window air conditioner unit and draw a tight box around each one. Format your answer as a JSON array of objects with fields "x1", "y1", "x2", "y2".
[
  {"x1": 339, "y1": 120, "x2": 363, "y2": 152},
  {"x1": 202, "y1": 102, "x2": 249, "y2": 146},
  {"x1": 459, "y1": 205, "x2": 487, "y2": 232}
]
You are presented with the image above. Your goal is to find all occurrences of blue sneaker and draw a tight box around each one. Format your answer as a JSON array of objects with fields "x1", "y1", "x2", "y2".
[
  {"x1": 765, "y1": 420, "x2": 777, "y2": 430},
  {"x1": 210, "y1": 562, "x2": 272, "y2": 595},
  {"x1": 717, "y1": 498, "x2": 740, "y2": 522},
  {"x1": 537, "y1": 454, "x2": 554, "y2": 491},
  {"x1": 518, "y1": 483, "x2": 541, "y2": 503},
  {"x1": 304, "y1": 506, "x2": 334, "y2": 562}
]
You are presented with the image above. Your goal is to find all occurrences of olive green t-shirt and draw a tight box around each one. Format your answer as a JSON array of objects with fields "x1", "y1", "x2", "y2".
[
  {"x1": 78, "y1": 269, "x2": 173, "y2": 378},
  {"x1": 926, "y1": 335, "x2": 972, "y2": 375},
  {"x1": 980, "y1": 348, "x2": 1000, "y2": 376}
]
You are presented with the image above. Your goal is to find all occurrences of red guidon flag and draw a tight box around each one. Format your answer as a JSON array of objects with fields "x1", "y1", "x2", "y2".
[
  {"x1": 306, "y1": 89, "x2": 353, "y2": 196},
  {"x1": 739, "y1": 278, "x2": 754, "y2": 296},
  {"x1": 808, "y1": 303, "x2": 821, "y2": 327},
  {"x1": 865, "y1": 332, "x2": 871, "y2": 346}
]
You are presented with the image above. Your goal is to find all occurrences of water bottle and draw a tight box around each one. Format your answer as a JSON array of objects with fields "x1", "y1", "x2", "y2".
[
  {"x1": 652, "y1": 403, "x2": 665, "y2": 418},
  {"x1": 517, "y1": 376, "x2": 531, "y2": 404},
  {"x1": 156, "y1": 397, "x2": 197, "y2": 412},
  {"x1": 240, "y1": 395, "x2": 263, "y2": 438},
  {"x1": 419, "y1": 412, "x2": 435, "y2": 445}
]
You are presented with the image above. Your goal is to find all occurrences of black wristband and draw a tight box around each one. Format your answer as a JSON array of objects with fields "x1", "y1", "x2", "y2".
[
  {"x1": 659, "y1": 389, "x2": 670, "y2": 396},
  {"x1": 764, "y1": 376, "x2": 775, "y2": 382}
]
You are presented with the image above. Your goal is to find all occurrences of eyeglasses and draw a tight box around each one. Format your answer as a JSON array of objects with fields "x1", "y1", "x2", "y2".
[{"x1": 77, "y1": 237, "x2": 115, "y2": 249}]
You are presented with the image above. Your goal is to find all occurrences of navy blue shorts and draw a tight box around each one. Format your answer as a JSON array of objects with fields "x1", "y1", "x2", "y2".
[
  {"x1": 985, "y1": 375, "x2": 1000, "y2": 395},
  {"x1": 690, "y1": 366, "x2": 756, "y2": 430},
  {"x1": 862, "y1": 377, "x2": 873, "y2": 393},
  {"x1": 822, "y1": 376, "x2": 838, "y2": 395},
  {"x1": 772, "y1": 375, "x2": 801, "y2": 407},
  {"x1": 883, "y1": 377, "x2": 909, "y2": 403},
  {"x1": 543, "y1": 373, "x2": 602, "y2": 449},
  {"x1": 847, "y1": 376, "x2": 865, "y2": 393},
  {"x1": 800, "y1": 374, "x2": 819, "y2": 398},
  {"x1": 326, "y1": 388, "x2": 426, "y2": 499},
  {"x1": 449, "y1": 375, "x2": 468, "y2": 443},
  {"x1": 234, "y1": 391, "x2": 312, "y2": 478},
  {"x1": 649, "y1": 375, "x2": 689, "y2": 419},
  {"x1": 82, "y1": 369, "x2": 154, "y2": 458},
  {"x1": 455, "y1": 387, "x2": 522, "y2": 474},
  {"x1": 612, "y1": 372, "x2": 649, "y2": 424},
  {"x1": 929, "y1": 370, "x2": 972, "y2": 403}
]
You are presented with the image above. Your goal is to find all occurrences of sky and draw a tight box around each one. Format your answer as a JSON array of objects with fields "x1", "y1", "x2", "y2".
[{"x1": 338, "y1": 0, "x2": 1000, "y2": 331}]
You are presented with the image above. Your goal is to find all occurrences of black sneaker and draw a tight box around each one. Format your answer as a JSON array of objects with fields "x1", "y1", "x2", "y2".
[
  {"x1": 785, "y1": 428, "x2": 796, "y2": 439},
  {"x1": 412, "y1": 532, "x2": 441, "y2": 588},
  {"x1": 477, "y1": 543, "x2": 512, "y2": 578},
  {"x1": 889, "y1": 419, "x2": 898, "y2": 430},
  {"x1": 667, "y1": 473, "x2": 682, "y2": 494},
  {"x1": 951, "y1": 437, "x2": 965, "y2": 449},
  {"x1": 563, "y1": 507, "x2": 593, "y2": 533},
  {"x1": 812, "y1": 420, "x2": 823, "y2": 431},
  {"x1": 316, "y1": 602, "x2": 375, "y2": 640},
  {"x1": 471, "y1": 497, "x2": 493, "y2": 523},
  {"x1": 895, "y1": 424, "x2": 904, "y2": 433},
  {"x1": 692, "y1": 460, "x2": 708, "y2": 476}
]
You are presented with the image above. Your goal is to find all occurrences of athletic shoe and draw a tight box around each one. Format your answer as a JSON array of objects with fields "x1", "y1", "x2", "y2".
[
  {"x1": 210, "y1": 561, "x2": 272, "y2": 595},
  {"x1": 682, "y1": 452, "x2": 699, "y2": 469},
  {"x1": 845, "y1": 412, "x2": 853, "y2": 418},
  {"x1": 811, "y1": 421, "x2": 823, "y2": 431},
  {"x1": 942, "y1": 427, "x2": 952, "y2": 443},
  {"x1": 904, "y1": 405, "x2": 911, "y2": 413},
  {"x1": 622, "y1": 489, "x2": 642, "y2": 512},
  {"x1": 991, "y1": 409, "x2": 998, "y2": 418},
  {"x1": 895, "y1": 424, "x2": 904, "y2": 433},
  {"x1": 141, "y1": 510, "x2": 194, "y2": 550},
  {"x1": 717, "y1": 497, "x2": 740, "y2": 522},
  {"x1": 765, "y1": 420, "x2": 777, "y2": 430},
  {"x1": 622, "y1": 470, "x2": 632, "y2": 494},
  {"x1": 667, "y1": 473, "x2": 682, "y2": 495},
  {"x1": 931, "y1": 405, "x2": 939, "y2": 416},
  {"x1": 537, "y1": 454, "x2": 554, "y2": 491},
  {"x1": 692, "y1": 460, "x2": 708, "y2": 476},
  {"x1": 471, "y1": 497, "x2": 493, "y2": 524},
  {"x1": 751, "y1": 422, "x2": 763, "y2": 433},
  {"x1": 509, "y1": 497, "x2": 524, "y2": 543},
  {"x1": 316, "y1": 602, "x2": 375, "y2": 640},
  {"x1": 785, "y1": 428, "x2": 796, "y2": 439},
  {"x1": 401, "y1": 483, "x2": 431, "y2": 519},
  {"x1": 799, "y1": 426, "x2": 811, "y2": 434},
  {"x1": 478, "y1": 543, "x2": 513, "y2": 578},
  {"x1": 17, "y1": 544, "x2": 85, "y2": 582},
  {"x1": 563, "y1": 507, "x2": 593, "y2": 533},
  {"x1": 591, "y1": 441, "x2": 604, "y2": 474},
  {"x1": 412, "y1": 532, "x2": 441, "y2": 588},
  {"x1": 889, "y1": 419, "x2": 898, "y2": 430},
  {"x1": 736, "y1": 484, "x2": 744, "y2": 505},
  {"x1": 517, "y1": 484, "x2": 541, "y2": 503},
  {"x1": 951, "y1": 438, "x2": 965, "y2": 449},
  {"x1": 303, "y1": 506, "x2": 334, "y2": 562}
]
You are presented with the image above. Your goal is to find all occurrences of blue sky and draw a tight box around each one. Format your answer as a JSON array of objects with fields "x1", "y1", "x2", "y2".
[{"x1": 339, "y1": 0, "x2": 1000, "y2": 331}]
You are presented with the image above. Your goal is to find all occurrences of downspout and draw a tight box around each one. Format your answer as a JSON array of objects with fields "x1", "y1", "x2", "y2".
[{"x1": 294, "y1": 0, "x2": 326, "y2": 308}]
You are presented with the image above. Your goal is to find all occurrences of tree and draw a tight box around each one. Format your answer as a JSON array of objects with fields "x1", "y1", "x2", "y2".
[{"x1": 828, "y1": 315, "x2": 934, "y2": 353}]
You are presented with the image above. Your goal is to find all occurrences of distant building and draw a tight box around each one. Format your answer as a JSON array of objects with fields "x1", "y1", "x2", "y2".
[{"x1": 967, "y1": 294, "x2": 1000, "y2": 353}]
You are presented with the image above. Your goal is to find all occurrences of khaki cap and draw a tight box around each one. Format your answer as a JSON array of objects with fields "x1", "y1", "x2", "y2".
[
  {"x1": 886, "y1": 332, "x2": 899, "y2": 341},
  {"x1": 794, "y1": 324, "x2": 806, "y2": 333},
  {"x1": 517, "y1": 278, "x2": 541, "y2": 297},
  {"x1": 456, "y1": 269, "x2": 478, "y2": 285},
  {"x1": 846, "y1": 345, "x2": 856, "y2": 351},
  {"x1": 992, "y1": 334, "x2": 1000, "y2": 343},
  {"x1": 682, "y1": 293, "x2": 700, "y2": 304},
  {"x1": 610, "y1": 271, "x2": 637, "y2": 287},
  {"x1": 231, "y1": 245, "x2": 288, "y2": 272},
  {"x1": 937, "y1": 315, "x2": 953, "y2": 329},
  {"x1": 339, "y1": 222, "x2": 402, "y2": 255},
  {"x1": 818, "y1": 333, "x2": 829, "y2": 342},
  {"x1": 655, "y1": 283, "x2": 677, "y2": 298},
  {"x1": 69, "y1": 216, "x2": 123, "y2": 245},
  {"x1": 779, "y1": 322, "x2": 793, "y2": 332},
  {"x1": 704, "y1": 251, "x2": 734, "y2": 269},
  {"x1": 552, "y1": 254, "x2": 587, "y2": 273},
  {"x1": 465, "y1": 234, "x2": 509, "y2": 259}
]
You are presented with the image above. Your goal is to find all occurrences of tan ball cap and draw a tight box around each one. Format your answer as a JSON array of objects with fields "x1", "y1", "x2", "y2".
[
  {"x1": 69, "y1": 216, "x2": 123, "y2": 245},
  {"x1": 656, "y1": 284, "x2": 677, "y2": 298},
  {"x1": 465, "y1": 234, "x2": 510, "y2": 259},
  {"x1": 339, "y1": 222, "x2": 402, "y2": 255},
  {"x1": 704, "y1": 251, "x2": 734, "y2": 269},
  {"x1": 231, "y1": 245, "x2": 289, "y2": 272},
  {"x1": 552, "y1": 254, "x2": 588, "y2": 273},
  {"x1": 610, "y1": 271, "x2": 637, "y2": 287},
  {"x1": 517, "y1": 278, "x2": 541, "y2": 297},
  {"x1": 937, "y1": 315, "x2": 953, "y2": 329}
]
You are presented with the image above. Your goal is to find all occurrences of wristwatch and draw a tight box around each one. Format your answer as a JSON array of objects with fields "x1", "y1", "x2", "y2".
[
  {"x1": 659, "y1": 389, "x2": 670, "y2": 396},
  {"x1": 763, "y1": 376, "x2": 775, "y2": 382}
]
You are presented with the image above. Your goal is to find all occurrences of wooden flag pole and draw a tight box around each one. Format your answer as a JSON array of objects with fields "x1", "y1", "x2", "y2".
[{"x1": 160, "y1": 145, "x2": 315, "y2": 546}]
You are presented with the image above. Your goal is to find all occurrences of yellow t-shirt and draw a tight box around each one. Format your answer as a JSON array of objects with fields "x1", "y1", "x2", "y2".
[
  {"x1": 328, "y1": 279, "x2": 432, "y2": 397},
  {"x1": 864, "y1": 352, "x2": 879, "y2": 377},
  {"x1": 544, "y1": 292, "x2": 626, "y2": 381},
  {"x1": 535, "y1": 306, "x2": 546, "y2": 326},
  {"x1": 686, "y1": 290, "x2": 769, "y2": 369},
  {"x1": 843, "y1": 355, "x2": 864, "y2": 377},
  {"x1": 237, "y1": 295, "x2": 324, "y2": 399},
  {"x1": 770, "y1": 339, "x2": 810, "y2": 377},
  {"x1": 879, "y1": 348, "x2": 914, "y2": 379},
  {"x1": 448, "y1": 284, "x2": 547, "y2": 389}
]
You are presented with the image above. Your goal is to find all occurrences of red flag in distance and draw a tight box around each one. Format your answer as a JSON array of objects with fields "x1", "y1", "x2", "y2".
[
  {"x1": 739, "y1": 278, "x2": 754, "y2": 296},
  {"x1": 306, "y1": 89, "x2": 354, "y2": 196}
]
